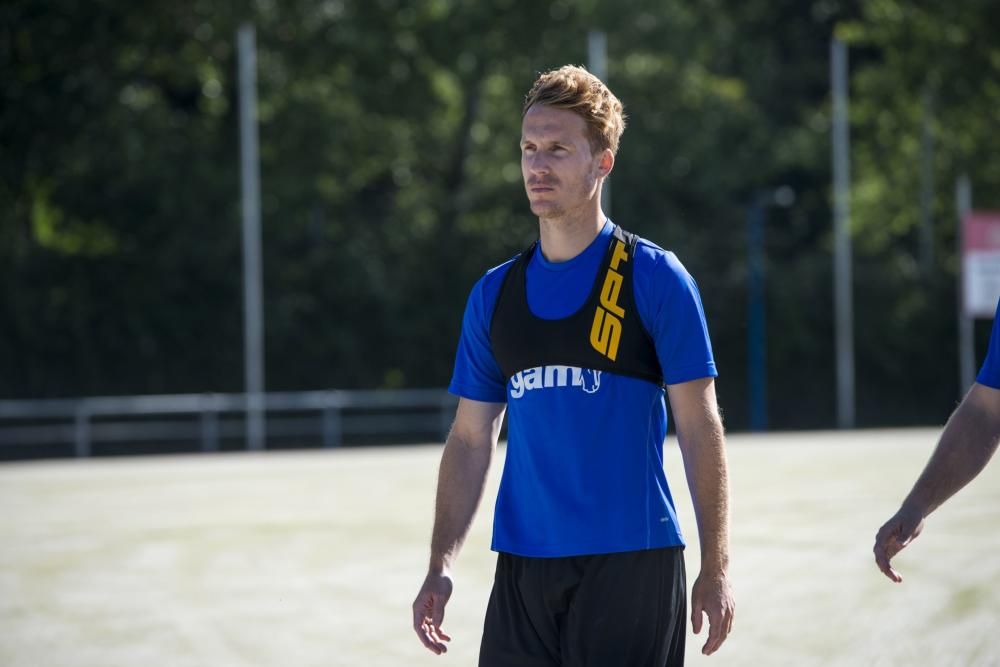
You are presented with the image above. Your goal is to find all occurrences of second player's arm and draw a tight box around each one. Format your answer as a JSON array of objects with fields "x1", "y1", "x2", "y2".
[
  {"x1": 901, "y1": 383, "x2": 1000, "y2": 517},
  {"x1": 874, "y1": 382, "x2": 1000, "y2": 581},
  {"x1": 412, "y1": 397, "x2": 506, "y2": 654},
  {"x1": 667, "y1": 376, "x2": 734, "y2": 657}
]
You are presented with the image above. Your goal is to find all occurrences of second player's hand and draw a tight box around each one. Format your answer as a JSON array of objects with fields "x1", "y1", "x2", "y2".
[
  {"x1": 690, "y1": 570, "x2": 735, "y2": 656},
  {"x1": 873, "y1": 505, "x2": 925, "y2": 583}
]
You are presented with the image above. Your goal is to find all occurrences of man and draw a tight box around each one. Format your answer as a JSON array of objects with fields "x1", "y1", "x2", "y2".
[
  {"x1": 874, "y1": 299, "x2": 1000, "y2": 582},
  {"x1": 411, "y1": 65, "x2": 734, "y2": 666}
]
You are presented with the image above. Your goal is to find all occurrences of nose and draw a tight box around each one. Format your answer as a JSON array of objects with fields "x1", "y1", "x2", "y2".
[{"x1": 525, "y1": 152, "x2": 550, "y2": 176}]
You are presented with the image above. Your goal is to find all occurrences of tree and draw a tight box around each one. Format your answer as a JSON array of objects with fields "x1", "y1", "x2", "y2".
[{"x1": 2, "y1": 0, "x2": 997, "y2": 434}]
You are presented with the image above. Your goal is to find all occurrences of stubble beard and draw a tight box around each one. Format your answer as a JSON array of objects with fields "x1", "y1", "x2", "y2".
[
  {"x1": 530, "y1": 199, "x2": 565, "y2": 220},
  {"x1": 529, "y1": 172, "x2": 600, "y2": 226}
]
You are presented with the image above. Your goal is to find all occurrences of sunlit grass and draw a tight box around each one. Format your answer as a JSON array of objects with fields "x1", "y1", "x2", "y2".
[{"x1": 1, "y1": 428, "x2": 998, "y2": 666}]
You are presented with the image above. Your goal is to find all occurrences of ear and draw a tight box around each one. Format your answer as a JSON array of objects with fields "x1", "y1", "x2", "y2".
[{"x1": 597, "y1": 148, "x2": 614, "y2": 178}]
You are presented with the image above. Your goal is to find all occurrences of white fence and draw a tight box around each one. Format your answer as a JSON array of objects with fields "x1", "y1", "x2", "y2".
[{"x1": 0, "y1": 389, "x2": 458, "y2": 458}]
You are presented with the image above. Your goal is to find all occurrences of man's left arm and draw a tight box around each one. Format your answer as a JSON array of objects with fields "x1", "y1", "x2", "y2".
[{"x1": 667, "y1": 376, "x2": 734, "y2": 657}]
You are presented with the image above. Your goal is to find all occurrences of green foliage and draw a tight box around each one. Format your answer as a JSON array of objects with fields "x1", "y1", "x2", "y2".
[
  {"x1": 2, "y1": 0, "x2": 997, "y2": 428},
  {"x1": 841, "y1": 0, "x2": 1000, "y2": 423}
]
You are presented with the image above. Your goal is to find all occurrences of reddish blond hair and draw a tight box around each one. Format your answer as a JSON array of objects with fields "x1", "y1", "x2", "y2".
[{"x1": 523, "y1": 65, "x2": 626, "y2": 155}]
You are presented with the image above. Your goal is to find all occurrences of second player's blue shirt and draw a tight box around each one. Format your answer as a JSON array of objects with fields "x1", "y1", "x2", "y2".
[
  {"x1": 976, "y1": 299, "x2": 1000, "y2": 389},
  {"x1": 449, "y1": 221, "x2": 717, "y2": 557}
]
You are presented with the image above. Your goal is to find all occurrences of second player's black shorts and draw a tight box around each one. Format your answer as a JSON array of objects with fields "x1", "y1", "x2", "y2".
[{"x1": 479, "y1": 546, "x2": 686, "y2": 667}]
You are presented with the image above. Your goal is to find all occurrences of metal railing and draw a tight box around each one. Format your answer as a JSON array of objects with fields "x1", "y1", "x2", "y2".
[{"x1": 0, "y1": 389, "x2": 458, "y2": 458}]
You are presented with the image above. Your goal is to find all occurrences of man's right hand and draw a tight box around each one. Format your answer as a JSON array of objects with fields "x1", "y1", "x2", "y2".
[{"x1": 412, "y1": 571, "x2": 454, "y2": 654}]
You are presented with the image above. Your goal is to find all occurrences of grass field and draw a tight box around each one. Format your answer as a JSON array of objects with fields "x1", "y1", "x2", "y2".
[{"x1": 2, "y1": 428, "x2": 1000, "y2": 666}]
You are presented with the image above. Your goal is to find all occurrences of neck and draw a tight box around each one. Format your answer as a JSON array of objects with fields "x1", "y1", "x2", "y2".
[{"x1": 537, "y1": 199, "x2": 606, "y2": 263}]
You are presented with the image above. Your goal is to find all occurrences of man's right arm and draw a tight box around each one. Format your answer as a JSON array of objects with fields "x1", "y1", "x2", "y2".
[
  {"x1": 873, "y1": 382, "x2": 1000, "y2": 582},
  {"x1": 412, "y1": 397, "x2": 506, "y2": 655}
]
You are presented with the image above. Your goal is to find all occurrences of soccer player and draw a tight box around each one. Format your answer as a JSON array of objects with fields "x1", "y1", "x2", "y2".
[
  {"x1": 874, "y1": 299, "x2": 1000, "y2": 583},
  {"x1": 411, "y1": 65, "x2": 734, "y2": 666}
]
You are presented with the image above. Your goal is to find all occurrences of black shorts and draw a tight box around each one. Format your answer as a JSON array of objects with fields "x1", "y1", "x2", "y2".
[{"x1": 479, "y1": 546, "x2": 686, "y2": 667}]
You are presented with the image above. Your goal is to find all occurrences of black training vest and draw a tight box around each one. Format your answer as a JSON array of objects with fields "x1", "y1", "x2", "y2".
[{"x1": 489, "y1": 226, "x2": 664, "y2": 387}]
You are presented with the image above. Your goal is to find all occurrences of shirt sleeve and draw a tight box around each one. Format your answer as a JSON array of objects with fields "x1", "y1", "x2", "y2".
[
  {"x1": 448, "y1": 272, "x2": 508, "y2": 403},
  {"x1": 976, "y1": 299, "x2": 1000, "y2": 389},
  {"x1": 635, "y1": 246, "x2": 718, "y2": 385}
]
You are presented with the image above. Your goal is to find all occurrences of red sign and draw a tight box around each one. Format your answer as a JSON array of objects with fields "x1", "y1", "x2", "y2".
[{"x1": 963, "y1": 211, "x2": 1000, "y2": 318}]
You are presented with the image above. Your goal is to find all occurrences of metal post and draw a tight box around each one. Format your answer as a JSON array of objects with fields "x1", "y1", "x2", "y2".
[
  {"x1": 238, "y1": 24, "x2": 265, "y2": 450},
  {"x1": 74, "y1": 403, "x2": 91, "y2": 458},
  {"x1": 957, "y1": 174, "x2": 975, "y2": 394},
  {"x1": 322, "y1": 406, "x2": 342, "y2": 448},
  {"x1": 919, "y1": 88, "x2": 935, "y2": 274},
  {"x1": 588, "y1": 30, "x2": 611, "y2": 216},
  {"x1": 831, "y1": 37, "x2": 855, "y2": 429},
  {"x1": 199, "y1": 394, "x2": 220, "y2": 452},
  {"x1": 200, "y1": 411, "x2": 220, "y2": 452},
  {"x1": 747, "y1": 197, "x2": 767, "y2": 430}
]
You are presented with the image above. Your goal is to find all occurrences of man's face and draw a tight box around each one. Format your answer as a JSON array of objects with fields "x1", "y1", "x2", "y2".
[{"x1": 520, "y1": 105, "x2": 608, "y2": 219}]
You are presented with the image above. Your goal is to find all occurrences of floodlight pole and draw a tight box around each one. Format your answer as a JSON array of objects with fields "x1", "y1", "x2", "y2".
[
  {"x1": 238, "y1": 23, "x2": 265, "y2": 451},
  {"x1": 956, "y1": 174, "x2": 974, "y2": 395},
  {"x1": 919, "y1": 88, "x2": 935, "y2": 274},
  {"x1": 747, "y1": 195, "x2": 767, "y2": 431},
  {"x1": 746, "y1": 187, "x2": 793, "y2": 431},
  {"x1": 831, "y1": 37, "x2": 855, "y2": 429},
  {"x1": 588, "y1": 30, "x2": 611, "y2": 216}
]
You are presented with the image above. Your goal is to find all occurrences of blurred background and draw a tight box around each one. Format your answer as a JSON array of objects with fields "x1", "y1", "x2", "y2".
[{"x1": 2, "y1": 0, "x2": 1000, "y2": 458}]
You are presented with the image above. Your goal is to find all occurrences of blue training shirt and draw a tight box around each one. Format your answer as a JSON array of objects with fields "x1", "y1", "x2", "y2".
[
  {"x1": 976, "y1": 299, "x2": 1000, "y2": 389},
  {"x1": 448, "y1": 221, "x2": 717, "y2": 557}
]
